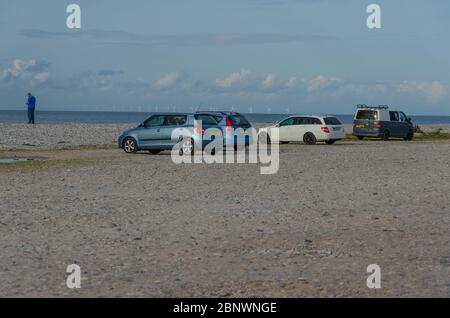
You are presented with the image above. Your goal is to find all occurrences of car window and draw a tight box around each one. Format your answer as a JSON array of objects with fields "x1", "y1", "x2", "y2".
[
  {"x1": 389, "y1": 111, "x2": 399, "y2": 121},
  {"x1": 310, "y1": 118, "x2": 322, "y2": 125},
  {"x1": 295, "y1": 117, "x2": 309, "y2": 125},
  {"x1": 144, "y1": 115, "x2": 165, "y2": 127},
  {"x1": 279, "y1": 118, "x2": 294, "y2": 126},
  {"x1": 165, "y1": 115, "x2": 187, "y2": 126},
  {"x1": 356, "y1": 110, "x2": 378, "y2": 120},
  {"x1": 212, "y1": 115, "x2": 223, "y2": 122},
  {"x1": 399, "y1": 112, "x2": 408, "y2": 122},
  {"x1": 293, "y1": 117, "x2": 304, "y2": 125},
  {"x1": 194, "y1": 114, "x2": 217, "y2": 125},
  {"x1": 324, "y1": 117, "x2": 342, "y2": 125},
  {"x1": 229, "y1": 114, "x2": 250, "y2": 126}
]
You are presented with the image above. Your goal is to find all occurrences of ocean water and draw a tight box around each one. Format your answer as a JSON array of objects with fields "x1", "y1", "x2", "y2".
[{"x1": 1, "y1": 110, "x2": 450, "y2": 125}]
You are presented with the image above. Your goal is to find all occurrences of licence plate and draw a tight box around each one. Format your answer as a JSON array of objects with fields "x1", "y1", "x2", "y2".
[
  {"x1": 333, "y1": 127, "x2": 341, "y2": 131},
  {"x1": 355, "y1": 124, "x2": 365, "y2": 128}
]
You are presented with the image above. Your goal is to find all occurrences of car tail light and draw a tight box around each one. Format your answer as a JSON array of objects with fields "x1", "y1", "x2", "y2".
[
  {"x1": 374, "y1": 122, "x2": 382, "y2": 129},
  {"x1": 321, "y1": 126, "x2": 330, "y2": 133},
  {"x1": 194, "y1": 125, "x2": 205, "y2": 135},
  {"x1": 226, "y1": 116, "x2": 234, "y2": 132}
]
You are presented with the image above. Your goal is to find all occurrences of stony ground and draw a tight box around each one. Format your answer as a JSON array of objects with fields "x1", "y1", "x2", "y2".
[
  {"x1": 0, "y1": 139, "x2": 449, "y2": 297},
  {"x1": 1, "y1": 123, "x2": 449, "y2": 150}
]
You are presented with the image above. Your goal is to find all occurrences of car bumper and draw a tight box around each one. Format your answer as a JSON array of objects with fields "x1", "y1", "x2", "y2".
[
  {"x1": 352, "y1": 128, "x2": 383, "y2": 137},
  {"x1": 118, "y1": 135, "x2": 124, "y2": 148}
]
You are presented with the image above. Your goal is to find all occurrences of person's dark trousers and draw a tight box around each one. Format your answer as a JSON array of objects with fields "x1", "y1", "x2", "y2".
[{"x1": 27, "y1": 109, "x2": 35, "y2": 124}]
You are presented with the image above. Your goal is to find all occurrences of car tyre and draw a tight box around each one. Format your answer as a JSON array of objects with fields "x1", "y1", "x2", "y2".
[
  {"x1": 303, "y1": 132, "x2": 317, "y2": 145},
  {"x1": 382, "y1": 130, "x2": 390, "y2": 141},
  {"x1": 179, "y1": 138, "x2": 194, "y2": 156},
  {"x1": 123, "y1": 137, "x2": 138, "y2": 154},
  {"x1": 258, "y1": 132, "x2": 271, "y2": 144},
  {"x1": 357, "y1": 136, "x2": 364, "y2": 140},
  {"x1": 404, "y1": 131, "x2": 414, "y2": 141}
]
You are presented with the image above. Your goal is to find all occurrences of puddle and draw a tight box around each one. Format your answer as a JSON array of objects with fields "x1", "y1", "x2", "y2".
[{"x1": 0, "y1": 157, "x2": 45, "y2": 164}]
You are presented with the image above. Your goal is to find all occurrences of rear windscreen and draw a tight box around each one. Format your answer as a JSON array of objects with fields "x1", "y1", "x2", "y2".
[
  {"x1": 229, "y1": 115, "x2": 250, "y2": 126},
  {"x1": 356, "y1": 110, "x2": 378, "y2": 120},
  {"x1": 194, "y1": 114, "x2": 217, "y2": 125},
  {"x1": 324, "y1": 117, "x2": 342, "y2": 125}
]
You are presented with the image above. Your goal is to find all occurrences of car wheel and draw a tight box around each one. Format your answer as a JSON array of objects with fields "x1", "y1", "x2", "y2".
[
  {"x1": 325, "y1": 140, "x2": 336, "y2": 145},
  {"x1": 149, "y1": 149, "x2": 162, "y2": 154},
  {"x1": 303, "y1": 132, "x2": 317, "y2": 145},
  {"x1": 179, "y1": 138, "x2": 194, "y2": 156},
  {"x1": 258, "y1": 132, "x2": 271, "y2": 144},
  {"x1": 123, "y1": 137, "x2": 138, "y2": 153},
  {"x1": 404, "y1": 131, "x2": 414, "y2": 141},
  {"x1": 383, "y1": 130, "x2": 390, "y2": 141},
  {"x1": 357, "y1": 136, "x2": 364, "y2": 140}
]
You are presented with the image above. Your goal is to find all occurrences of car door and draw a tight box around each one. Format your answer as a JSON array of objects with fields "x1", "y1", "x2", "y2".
[
  {"x1": 398, "y1": 112, "x2": 411, "y2": 137},
  {"x1": 159, "y1": 115, "x2": 189, "y2": 148},
  {"x1": 277, "y1": 117, "x2": 295, "y2": 141},
  {"x1": 294, "y1": 117, "x2": 309, "y2": 141},
  {"x1": 136, "y1": 115, "x2": 165, "y2": 148},
  {"x1": 307, "y1": 117, "x2": 323, "y2": 138},
  {"x1": 389, "y1": 111, "x2": 400, "y2": 137}
]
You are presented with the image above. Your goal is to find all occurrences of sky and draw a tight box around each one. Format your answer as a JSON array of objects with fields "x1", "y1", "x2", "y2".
[{"x1": 0, "y1": 0, "x2": 449, "y2": 115}]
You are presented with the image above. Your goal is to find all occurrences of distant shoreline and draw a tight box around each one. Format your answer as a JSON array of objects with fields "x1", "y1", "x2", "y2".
[{"x1": 1, "y1": 110, "x2": 450, "y2": 125}]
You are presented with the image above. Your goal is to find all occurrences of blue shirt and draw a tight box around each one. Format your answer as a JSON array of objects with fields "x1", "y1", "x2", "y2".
[{"x1": 27, "y1": 96, "x2": 36, "y2": 110}]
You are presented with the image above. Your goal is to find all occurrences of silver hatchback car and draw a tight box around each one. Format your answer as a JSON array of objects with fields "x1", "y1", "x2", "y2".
[{"x1": 118, "y1": 113, "x2": 221, "y2": 155}]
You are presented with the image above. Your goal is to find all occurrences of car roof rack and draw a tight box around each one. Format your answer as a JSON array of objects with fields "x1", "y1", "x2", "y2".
[{"x1": 357, "y1": 104, "x2": 389, "y2": 109}]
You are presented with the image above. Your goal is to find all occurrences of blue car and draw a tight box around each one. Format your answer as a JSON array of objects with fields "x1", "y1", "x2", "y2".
[
  {"x1": 195, "y1": 111, "x2": 253, "y2": 148},
  {"x1": 118, "y1": 113, "x2": 221, "y2": 154}
]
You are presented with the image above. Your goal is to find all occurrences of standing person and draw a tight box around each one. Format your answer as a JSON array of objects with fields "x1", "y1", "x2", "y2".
[{"x1": 26, "y1": 92, "x2": 36, "y2": 124}]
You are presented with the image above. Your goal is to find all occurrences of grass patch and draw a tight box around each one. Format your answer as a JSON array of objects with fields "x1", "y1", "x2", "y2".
[
  {"x1": 51, "y1": 144, "x2": 116, "y2": 151},
  {"x1": 343, "y1": 132, "x2": 450, "y2": 142}
]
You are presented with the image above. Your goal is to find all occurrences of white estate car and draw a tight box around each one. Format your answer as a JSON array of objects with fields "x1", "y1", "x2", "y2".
[{"x1": 259, "y1": 115, "x2": 345, "y2": 145}]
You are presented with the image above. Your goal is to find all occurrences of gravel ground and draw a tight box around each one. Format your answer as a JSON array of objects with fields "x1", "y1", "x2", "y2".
[
  {"x1": 0, "y1": 123, "x2": 134, "y2": 149},
  {"x1": 0, "y1": 139, "x2": 449, "y2": 297},
  {"x1": 1, "y1": 123, "x2": 449, "y2": 150}
]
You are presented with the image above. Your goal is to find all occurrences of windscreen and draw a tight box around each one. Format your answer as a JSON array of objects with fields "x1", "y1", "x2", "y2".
[
  {"x1": 324, "y1": 117, "x2": 342, "y2": 125},
  {"x1": 356, "y1": 110, "x2": 378, "y2": 120}
]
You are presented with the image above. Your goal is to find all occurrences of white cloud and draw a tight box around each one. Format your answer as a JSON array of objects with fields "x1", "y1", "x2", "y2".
[
  {"x1": 0, "y1": 59, "x2": 50, "y2": 85},
  {"x1": 306, "y1": 75, "x2": 340, "y2": 92},
  {"x1": 215, "y1": 68, "x2": 251, "y2": 88},
  {"x1": 285, "y1": 76, "x2": 297, "y2": 88},
  {"x1": 154, "y1": 71, "x2": 181, "y2": 89},
  {"x1": 262, "y1": 74, "x2": 275, "y2": 88},
  {"x1": 396, "y1": 80, "x2": 448, "y2": 103},
  {"x1": 34, "y1": 72, "x2": 49, "y2": 82}
]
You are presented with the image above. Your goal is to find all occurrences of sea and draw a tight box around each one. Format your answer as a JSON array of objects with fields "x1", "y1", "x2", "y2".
[{"x1": 1, "y1": 110, "x2": 450, "y2": 125}]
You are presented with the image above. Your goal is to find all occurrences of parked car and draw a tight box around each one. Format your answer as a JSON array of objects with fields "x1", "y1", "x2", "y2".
[
  {"x1": 259, "y1": 115, "x2": 345, "y2": 145},
  {"x1": 352, "y1": 105, "x2": 414, "y2": 140},
  {"x1": 195, "y1": 111, "x2": 253, "y2": 148},
  {"x1": 118, "y1": 113, "x2": 221, "y2": 154}
]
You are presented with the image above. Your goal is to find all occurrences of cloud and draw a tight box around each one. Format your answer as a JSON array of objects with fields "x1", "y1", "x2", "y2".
[
  {"x1": 0, "y1": 59, "x2": 51, "y2": 85},
  {"x1": 216, "y1": 68, "x2": 251, "y2": 88},
  {"x1": 154, "y1": 72, "x2": 183, "y2": 89},
  {"x1": 285, "y1": 76, "x2": 298, "y2": 88},
  {"x1": 306, "y1": 75, "x2": 341, "y2": 92},
  {"x1": 396, "y1": 80, "x2": 448, "y2": 103},
  {"x1": 262, "y1": 74, "x2": 276, "y2": 88},
  {"x1": 18, "y1": 29, "x2": 335, "y2": 48}
]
